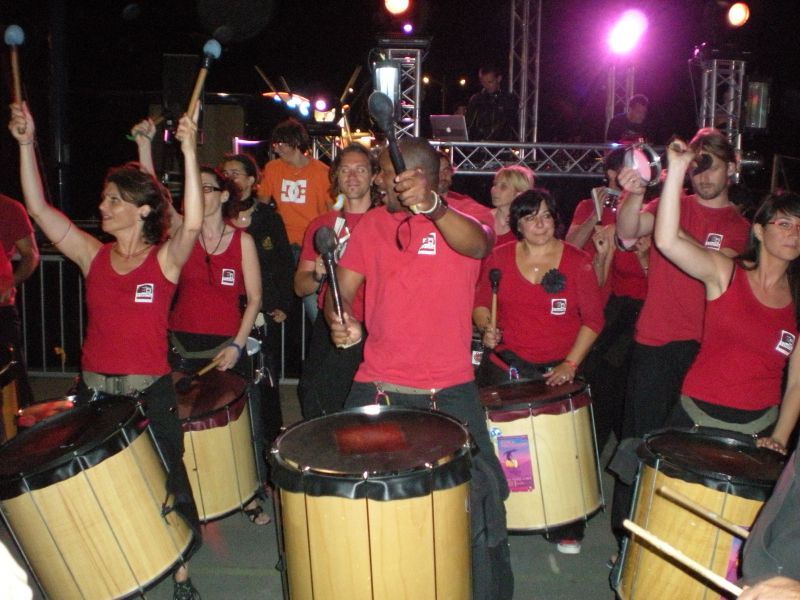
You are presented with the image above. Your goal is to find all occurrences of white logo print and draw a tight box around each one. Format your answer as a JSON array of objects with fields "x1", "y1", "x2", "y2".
[
  {"x1": 776, "y1": 330, "x2": 796, "y2": 356},
  {"x1": 705, "y1": 233, "x2": 723, "y2": 251},
  {"x1": 551, "y1": 298, "x2": 567, "y2": 316},
  {"x1": 418, "y1": 232, "x2": 437, "y2": 255},
  {"x1": 135, "y1": 283, "x2": 154, "y2": 303},
  {"x1": 280, "y1": 179, "x2": 308, "y2": 204},
  {"x1": 221, "y1": 269, "x2": 236, "y2": 286}
]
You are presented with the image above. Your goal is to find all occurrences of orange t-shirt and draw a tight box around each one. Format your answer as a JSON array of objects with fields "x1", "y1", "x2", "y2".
[{"x1": 257, "y1": 157, "x2": 332, "y2": 245}]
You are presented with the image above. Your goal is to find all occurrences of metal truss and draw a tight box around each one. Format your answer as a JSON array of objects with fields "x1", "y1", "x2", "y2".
[
  {"x1": 382, "y1": 46, "x2": 425, "y2": 139},
  {"x1": 432, "y1": 141, "x2": 615, "y2": 178},
  {"x1": 311, "y1": 136, "x2": 339, "y2": 163},
  {"x1": 605, "y1": 63, "x2": 635, "y2": 132},
  {"x1": 509, "y1": 0, "x2": 542, "y2": 142},
  {"x1": 697, "y1": 59, "x2": 746, "y2": 155}
]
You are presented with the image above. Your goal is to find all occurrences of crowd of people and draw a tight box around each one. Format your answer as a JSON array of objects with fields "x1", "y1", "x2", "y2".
[{"x1": 3, "y1": 88, "x2": 800, "y2": 599}]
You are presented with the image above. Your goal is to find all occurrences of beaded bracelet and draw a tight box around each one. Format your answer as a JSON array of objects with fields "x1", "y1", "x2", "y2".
[{"x1": 227, "y1": 342, "x2": 243, "y2": 358}]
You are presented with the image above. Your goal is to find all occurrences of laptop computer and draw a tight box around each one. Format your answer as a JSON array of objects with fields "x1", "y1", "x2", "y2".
[{"x1": 430, "y1": 114, "x2": 469, "y2": 141}]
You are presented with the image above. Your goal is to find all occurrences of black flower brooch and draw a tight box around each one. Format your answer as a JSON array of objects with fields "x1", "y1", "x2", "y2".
[{"x1": 541, "y1": 268, "x2": 566, "y2": 293}]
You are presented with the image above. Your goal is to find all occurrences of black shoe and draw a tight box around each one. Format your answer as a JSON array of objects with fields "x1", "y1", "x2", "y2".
[{"x1": 173, "y1": 578, "x2": 201, "y2": 600}]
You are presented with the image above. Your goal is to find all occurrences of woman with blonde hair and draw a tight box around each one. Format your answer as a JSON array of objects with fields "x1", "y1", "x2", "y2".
[{"x1": 491, "y1": 165, "x2": 535, "y2": 246}]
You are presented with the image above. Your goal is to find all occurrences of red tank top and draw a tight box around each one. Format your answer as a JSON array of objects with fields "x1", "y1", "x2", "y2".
[
  {"x1": 169, "y1": 228, "x2": 246, "y2": 336},
  {"x1": 682, "y1": 265, "x2": 797, "y2": 411},
  {"x1": 83, "y1": 244, "x2": 176, "y2": 375}
]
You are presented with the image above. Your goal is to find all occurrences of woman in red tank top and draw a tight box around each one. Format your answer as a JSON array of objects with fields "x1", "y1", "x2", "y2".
[
  {"x1": 655, "y1": 140, "x2": 800, "y2": 455},
  {"x1": 10, "y1": 103, "x2": 204, "y2": 599}
]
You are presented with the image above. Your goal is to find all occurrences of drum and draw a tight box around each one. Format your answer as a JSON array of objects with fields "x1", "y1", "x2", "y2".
[
  {"x1": 175, "y1": 368, "x2": 260, "y2": 522},
  {"x1": 480, "y1": 380, "x2": 603, "y2": 531},
  {"x1": 0, "y1": 348, "x2": 19, "y2": 443},
  {"x1": 270, "y1": 406, "x2": 473, "y2": 600},
  {"x1": 16, "y1": 397, "x2": 75, "y2": 430},
  {"x1": 0, "y1": 397, "x2": 195, "y2": 600},
  {"x1": 617, "y1": 429, "x2": 786, "y2": 600}
]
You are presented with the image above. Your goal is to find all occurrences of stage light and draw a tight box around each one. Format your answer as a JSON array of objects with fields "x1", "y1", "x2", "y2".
[
  {"x1": 422, "y1": 75, "x2": 430, "y2": 84},
  {"x1": 608, "y1": 9, "x2": 648, "y2": 55},
  {"x1": 385, "y1": 0, "x2": 409, "y2": 15},
  {"x1": 314, "y1": 99, "x2": 327, "y2": 111},
  {"x1": 727, "y1": 2, "x2": 750, "y2": 27},
  {"x1": 373, "y1": 59, "x2": 401, "y2": 114},
  {"x1": 458, "y1": 78, "x2": 467, "y2": 87},
  {"x1": 402, "y1": 23, "x2": 414, "y2": 34}
]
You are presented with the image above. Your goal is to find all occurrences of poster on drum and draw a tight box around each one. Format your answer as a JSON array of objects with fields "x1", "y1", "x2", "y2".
[{"x1": 497, "y1": 435, "x2": 534, "y2": 492}]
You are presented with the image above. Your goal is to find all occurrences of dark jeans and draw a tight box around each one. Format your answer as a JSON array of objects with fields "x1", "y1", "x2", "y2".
[{"x1": 611, "y1": 339, "x2": 700, "y2": 543}]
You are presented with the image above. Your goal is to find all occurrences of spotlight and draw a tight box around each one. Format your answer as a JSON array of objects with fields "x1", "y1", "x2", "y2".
[
  {"x1": 727, "y1": 2, "x2": 750, "y2": 27},
  {"x1": 402, "y1": 23, "x2": 414, "y2": 34},
  {"x1": 608, "y1": 9, "x2": 648, "y2": 55},
  {"x1": 314, "y1": 99, "x2": 328, "y2": 112},
  {"x1": 385, "y1": 0, "x2": 409, "y2": 15}
]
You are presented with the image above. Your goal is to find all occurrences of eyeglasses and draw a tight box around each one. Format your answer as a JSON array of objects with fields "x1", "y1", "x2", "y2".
[
  {"x1": 768, "y1": 219, "x2": 800, "y2": 234},
  {"x1": 202, "y1": 185, "x2": 223, "y2": 194},
  {"x1": 222, "y1": 170, "x2": 243, "y2": 178}
]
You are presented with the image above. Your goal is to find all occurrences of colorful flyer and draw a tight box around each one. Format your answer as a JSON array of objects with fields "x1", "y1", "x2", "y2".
[{"x1": 497, "y1": 435, "x2": 534, "y2": 492}]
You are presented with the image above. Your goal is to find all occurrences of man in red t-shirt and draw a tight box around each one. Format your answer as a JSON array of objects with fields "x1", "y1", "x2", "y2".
[
  {"x1": 611, "y1": 128, "x2": 750, "y2": 544},
  {"x1": 0, "y1": 193, "x2": 40, "y2": 408},
  {"x1": 295, "y1": 144, "x2": 378, "y2": 418},
  {"x1": 328, "y1": 138, "x2": 513, "y2": 600}
]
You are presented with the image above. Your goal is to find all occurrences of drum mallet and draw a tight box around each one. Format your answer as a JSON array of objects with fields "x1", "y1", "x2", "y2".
[
  {"x1": 657, "y1": 485, "x2": 750, "y2": 540},
  {"x1": 368, "y1": 91, "x2": 406, "y2": 179},
  {"x1": 175, "y1": 356, "x2": 224, "y2": 394},
  {"x1": 4, "y1": 25, "x2": 25, "y2": 104},
  {"x1": 489, "y1": 268, "x2": 502, "y2": 333},
  {"x1": 186, "y1": 39, "x2": 222, "y2": 118},
  {"x1": 314, "y1": 226, "x2": 343, "y2": 322},
  {"x1": 623, "y1": 519, "x2": 743, "y2": 597}
]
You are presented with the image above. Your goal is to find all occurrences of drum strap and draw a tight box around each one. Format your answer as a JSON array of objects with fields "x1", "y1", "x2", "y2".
[
  {"x1": 170, "y1": 331, "x2": 232, "y2": 359},
  {"x1": 680, "y1": 395, "x2": 778, "y2": 435}
]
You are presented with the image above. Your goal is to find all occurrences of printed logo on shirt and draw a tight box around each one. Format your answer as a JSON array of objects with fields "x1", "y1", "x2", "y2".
[
  {"x1": 705, "y1": 233, "x2": 723, "y2": 251},
  {"x1": 776, "y1": 330, "x2": 796, "y2": 357},
  {"x1": 551, "y1": 298, "x2": 567, "y2": 316},
  {"x1": 280, "y1": 179, "x2": 308, "y2": 204},
  {"x1": 221, "y1": 269, "x2": 236, "y2": 286},
  {"x1": 261, "y1": 236, "x2": 273, "y2": 251},
  {"x1": 135, "y1": 283, "x2": 155, "y2": 303},
  {"x1": 418, "y1": 232, "x2": 437, "y2": 255}
]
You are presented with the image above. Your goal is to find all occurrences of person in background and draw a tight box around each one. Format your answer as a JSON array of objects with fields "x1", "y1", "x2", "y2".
[
  {"x1": 490, "y1": 165, "x2": 535, "y2": 247},
  {"x1": 605, "y1": 94, "x2": 649, "y2": 143}
]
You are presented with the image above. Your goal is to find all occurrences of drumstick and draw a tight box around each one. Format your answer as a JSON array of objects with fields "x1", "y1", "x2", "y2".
[
  {"x1": 657, "y1": 486, "x2": 750, "y2": 540},
  {"x1": 186, "y1": 39, "x2": 222, "y2": 119},
  {"x1": 174, "y1": 356, "x2": 224, "y2": 394},
  {"x1": 489, "y1": 268, "x2": 502, "y2": 332},
  {"x1": 623, "y1": 519, "x2": 743, "y2": 598},
  {"x1": 4, "y1": 25, "x2": 25, "y2": 103}
]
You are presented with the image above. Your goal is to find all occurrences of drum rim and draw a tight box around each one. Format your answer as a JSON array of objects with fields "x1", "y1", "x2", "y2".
[
  {"x1": 0, "y1": 396, "x2": 144, "y2": 499},
  {"x1": 269, "y1": 405, "x2": 473, "y2": 501},
  {"x1": 175, "y1": 370, "x2": 248, "y2": 424},
  {"x1": 480, "y1": 379, "x2": 590, "y2": 412}
]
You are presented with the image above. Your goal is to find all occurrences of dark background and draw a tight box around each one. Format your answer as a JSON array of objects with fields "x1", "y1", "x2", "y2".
[{"x1": 1, "y1": 0, "x2": 799, "y2": 217}]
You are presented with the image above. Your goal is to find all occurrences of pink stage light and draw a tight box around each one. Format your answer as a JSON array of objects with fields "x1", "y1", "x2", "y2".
[
  {"x1": 314, "y1": 99, "x2": 327, "y2": 111},
  {"x1": 402, "y1": 22, "x2": 414, "y2": 34},
  {"x1": 608, "y1": 9, "x2": 648, "y2": 55}
]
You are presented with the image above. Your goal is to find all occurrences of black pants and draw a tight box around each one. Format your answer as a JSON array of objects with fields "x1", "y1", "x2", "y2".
[
  {"x1": 611, "y1": 339, "x2": 700, "y2": 543},
  {"x1": 298, "y1": 314, "x2": 364, "y2": 419},
  {"x1": 0, "y1": 305, "x2": 34, "y2": 408}
]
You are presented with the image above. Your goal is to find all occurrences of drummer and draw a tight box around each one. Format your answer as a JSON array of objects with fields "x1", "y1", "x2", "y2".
[
  {"x1": 9, "y1": 103, "x2": 203, "y2": 599},
  {"x1": 328, "y1": 137, "x2": 513, "y2": 600},
  {"x1": 654, "y1": 141, "x2": 800, "y2": 452},
  {"x1": 473, "y1": 188, "x2": 605, "y2": 554}
]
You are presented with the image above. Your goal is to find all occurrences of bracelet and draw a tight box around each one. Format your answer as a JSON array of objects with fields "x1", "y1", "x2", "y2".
[
  {"x1": 19, "y1": 140, "x2": 33, "y2": 146},
  {"x1": 227, "y1": 342, "x2": 243, "y2": 358},
  {"x1": 563, "y1": 359, "x2": 578, "y2": 371},
  {"x1": 412, "y1": 192, "x2": 442, "y2": 216}
]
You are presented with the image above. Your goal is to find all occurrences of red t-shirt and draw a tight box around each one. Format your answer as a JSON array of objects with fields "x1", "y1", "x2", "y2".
[
  {"x1": 475, "y1": 241, "x2": 605, "y2": 363},
  {"x1": 446, "y1": 191, "x2": 494, "y2": 230},
  {"x1": 339, "y1": 206, "x2": 482, "y2": 389},
  {"x1": 635, "y1": 195, "x2": 750, "y2": 345},
  {"x1": 257, "y1": 158, "x2": 332, "y2": 245},
  {"x1": 572, "y1": 197, "x2": 648, "y2": 301},
  {"x1": 682, "y1": 265, "x2": 797, "y2": 411},
  {"x1": 169, "y1": 229, "x2": 246, "y2": 337},
  {"x1": 0, "y1": 250, "x2": 12, "y2": 300},
  {"x1": 301, "y1": 210, "x2": 366, "y2": 320},
  {"x1": 83, "y1": 244, "x2": 176, "y2": 375},
  {"x1": 0, "y1": 194, "x2": 34, "y2": 306}
]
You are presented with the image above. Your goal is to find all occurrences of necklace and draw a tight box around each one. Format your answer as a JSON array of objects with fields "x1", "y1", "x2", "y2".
[
  {"x1": 113, "y1": 242, "x2": 150, "y2": 259},
  {"x1": 200, "y1": 227, "x2": 225, "y2": 264}
]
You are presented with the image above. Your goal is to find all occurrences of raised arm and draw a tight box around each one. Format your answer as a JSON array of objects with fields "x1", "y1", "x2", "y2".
[
  {"x1": 159, "y1": 112, "x2": 202, "y2": 281},
  {"x1": 654, "y1": 141, "x2": 731, "y2": 297},
  {"x1": 131, "y1": 118, "x2": 157, "y2": 176},
  {"x1": 9, "y1": 102, "x2": 100, "y2": 274},
  {"x1": 615, "y1": 167, "x2": 653, "y2": 240}
]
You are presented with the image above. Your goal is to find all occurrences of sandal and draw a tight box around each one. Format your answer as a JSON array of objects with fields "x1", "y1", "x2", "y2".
[
  {"x1": 173, "y1": 577, "x2": 201, "y2": 600},
  {"x1": 243, "y1": 502, "x2": 271, "y2": 525}
]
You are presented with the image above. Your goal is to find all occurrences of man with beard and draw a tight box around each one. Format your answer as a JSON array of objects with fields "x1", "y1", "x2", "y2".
[{"x1": 328, "y1": 138, "x2": 512, "y2": 600}]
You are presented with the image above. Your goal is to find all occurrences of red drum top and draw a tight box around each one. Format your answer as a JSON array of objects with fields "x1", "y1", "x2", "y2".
[
  {"x1": 0, "y1": 397, "x2": 143, "y2": 500},
  {"x1": 17, "y1": 398, "x2": 76, "y2": 429},
  {"x1": 640, "y1": 428, "x2": 787, "y2": 502},
  {"x1": 481, "y1": 380, "x2": 591, "y2": 419},
  {"x1": 173, "y1": 370, "x2": 248, "y2": 431},
  {"x1": 270, "y1": 406, "x2": 472, "y2": 502}
]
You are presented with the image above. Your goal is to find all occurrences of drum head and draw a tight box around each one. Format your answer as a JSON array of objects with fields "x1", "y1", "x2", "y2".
[
  {"x1": 0, "y1": 396, "x2": 142, "y2": 499},
  {"x1": 480, "y1": 380, "x2": 590, "y2": 414},
  {"x1": 175, "y1": 369, "x2": 248, "y2": 423},
  {"x1": 624, "y1": 144, "x2": 661, "y2": 187},
  {"x1": 17, "y1": 398, "x2": 76, "y2": 429},
  {"x1": 640, "y1": 428, "x2": 786, "y2": 500},
  {"x1": 270, "y1": 406, "x2": 471, "y2": 501}
]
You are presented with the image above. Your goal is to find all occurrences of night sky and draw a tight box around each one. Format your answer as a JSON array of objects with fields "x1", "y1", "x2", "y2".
[{"x1": 1, "y1": 0, "x2": 798, "y2": 216}]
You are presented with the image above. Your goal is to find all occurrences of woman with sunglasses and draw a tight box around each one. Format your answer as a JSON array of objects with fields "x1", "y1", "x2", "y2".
[{"x1": 655, "y1": 140, "x2": 800, "y2": 455}]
